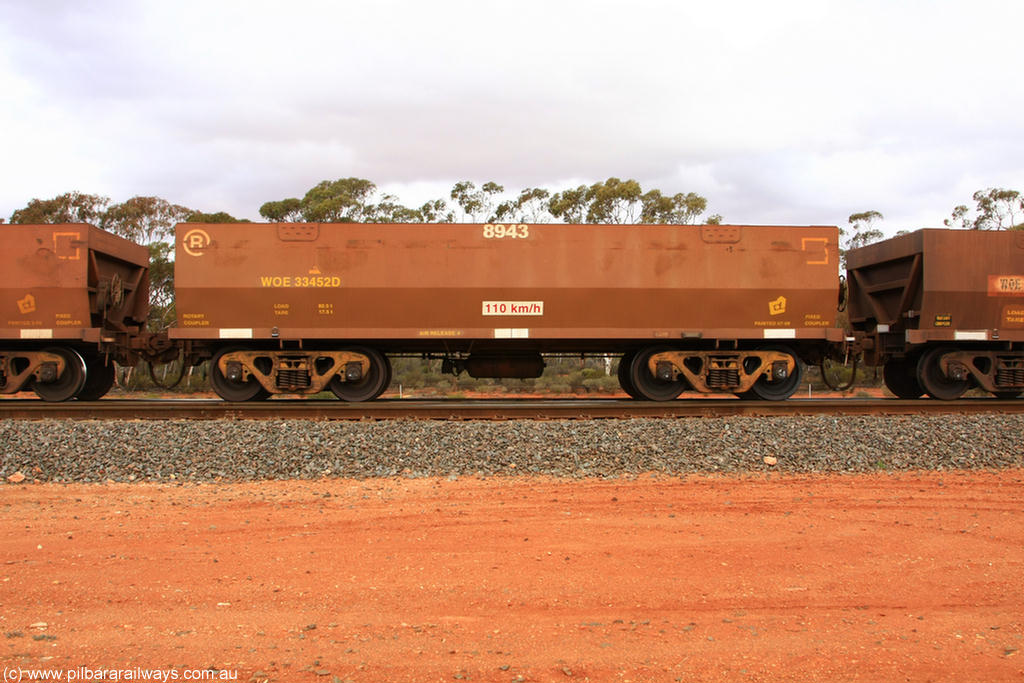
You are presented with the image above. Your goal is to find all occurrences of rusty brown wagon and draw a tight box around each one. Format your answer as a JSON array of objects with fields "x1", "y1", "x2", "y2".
[
  {"x1": 1, "y1": 224, "x2": 152, "y2": 400},
  {"x1": 171, "y1": 222, "x2": 843, "y2": 401},
  {"x1": 846, "y1": 228, "x2": 1024, "y2": 399}
]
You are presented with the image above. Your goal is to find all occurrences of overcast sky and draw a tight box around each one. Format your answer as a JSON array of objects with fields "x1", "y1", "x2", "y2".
[{"x1": 2, "y1": 0, "x2": 1022, "y2": 233}]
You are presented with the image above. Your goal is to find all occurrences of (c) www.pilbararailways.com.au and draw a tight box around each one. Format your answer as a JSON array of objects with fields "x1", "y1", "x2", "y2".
[{"x1": 3, "y1": 667, "x2": 238, "y2": 682}]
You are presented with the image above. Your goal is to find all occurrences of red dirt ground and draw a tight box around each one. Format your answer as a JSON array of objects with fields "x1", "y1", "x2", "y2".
[{"x1": 2, "y1": 471, "x2": 1023, "y2": 682}]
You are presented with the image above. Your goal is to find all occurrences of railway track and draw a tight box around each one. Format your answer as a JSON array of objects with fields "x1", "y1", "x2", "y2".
[{"x1": 1, "y1": 397, "x2": 1023, "y2": 420}]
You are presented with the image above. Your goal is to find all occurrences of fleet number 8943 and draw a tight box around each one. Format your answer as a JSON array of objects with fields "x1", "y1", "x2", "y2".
[{"x1": 483, "y1": 224, "x2": 529, "y2": 239}]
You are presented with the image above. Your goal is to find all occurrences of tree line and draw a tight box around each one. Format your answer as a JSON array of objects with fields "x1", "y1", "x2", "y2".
[{"x1": 257, "y1": 176, "x2": 723, "y2": 225}]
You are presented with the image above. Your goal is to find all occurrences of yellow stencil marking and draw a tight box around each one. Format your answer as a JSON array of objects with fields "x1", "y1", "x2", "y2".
[
  {"x1": 17, "y1": 294, "x2": 36, "y2": 314},
  {"x1": 801, "y1": 237, "x2": 829, "y2": 265},
  {"x1": 53, "y1": 232, "x2": 81, "y2": 260},
  {"x1": 182, "y1": 229, "x2": 212, "y2": 256}
]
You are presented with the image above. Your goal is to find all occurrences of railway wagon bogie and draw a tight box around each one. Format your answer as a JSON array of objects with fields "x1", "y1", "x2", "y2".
[
  {"x1": 847, "y1": 229, "x2": 1024, "y2": 400},
  {"x1": 909, "y1": 346, "x2": 1023, "y2": 400},
  {"x1": 635, "y1": 343, "x2": 806, "y2": 400},
  {"x1": 172, "y1": 221, "x2": 842, "y2": 402},
  {"x1": 203, "y1": 345, "x2": 393, "y2": 402}
]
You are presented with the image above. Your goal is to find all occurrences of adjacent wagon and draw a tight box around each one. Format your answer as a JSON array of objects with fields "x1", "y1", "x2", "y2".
[
  {"x1": 846, "y1": 228, "x2": 1024, "y2": 399},
  {"x1": 0, "y1": 223, "x2": 152, "y2": 400}
]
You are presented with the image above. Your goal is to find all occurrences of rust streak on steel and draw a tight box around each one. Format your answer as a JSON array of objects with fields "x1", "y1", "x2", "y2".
[{"x1": 1, "y1": 398, "x2": 1023, "y2": 421}]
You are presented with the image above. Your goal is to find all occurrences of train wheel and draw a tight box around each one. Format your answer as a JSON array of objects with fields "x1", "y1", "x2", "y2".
[
  {"x1": 882, "y1": 357, "x2": 923, "y2": 399},
  {"x1": 917, "y1": 347, "x2": 970, "y2": 400},
  {"x1": 993, "y1": 391, "x2": 1022, "y2": 399},
  {"x1": 329, "y1": 347, "x2": 390, "y2": 402},
  {"x1": 32, "y1": 347, "x2": 87, "y2": 402},
  {"x1": 77, "y1": 355, "x2": 116, "y2": 401},
  {"x1": 629, "y1": 347, "x2": 685, "y2": 401},
  {"x1": 617, "y1": 351, "x2": 642, "y2": 399},
  {"x1": 210, "y1": 347, "x2": 269, "y2": 402},
  {"x1": 746, "y1": 345, "x2": 804, "y2": 401}
]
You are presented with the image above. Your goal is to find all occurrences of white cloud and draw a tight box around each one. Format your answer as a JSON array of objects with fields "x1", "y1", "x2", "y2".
[{"x1": 2, "y1": 0, "x2": 1023, "y2": 232}]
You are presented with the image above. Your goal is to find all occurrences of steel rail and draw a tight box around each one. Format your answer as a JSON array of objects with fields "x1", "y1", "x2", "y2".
[{"x1": 1, "y1": 397, "x2": 1023, "y2": 421}]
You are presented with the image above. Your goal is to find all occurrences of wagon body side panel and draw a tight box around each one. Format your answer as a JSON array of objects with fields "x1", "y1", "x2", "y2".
[{"x1": 172, "y1": 222, "x2": 841, "y2": 348}]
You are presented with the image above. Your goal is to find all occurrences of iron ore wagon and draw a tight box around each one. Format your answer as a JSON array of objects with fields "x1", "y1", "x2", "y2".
[
  {"x1": 171, "y1": 222, "x2": 842, "y2": 401},
  {"x1": 1, "y1": 223, "x2": 155, "y2": 400},
  {"x1": 846, "y1": 228, "x2": 1024, "y2": 399}
]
